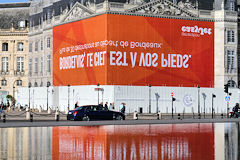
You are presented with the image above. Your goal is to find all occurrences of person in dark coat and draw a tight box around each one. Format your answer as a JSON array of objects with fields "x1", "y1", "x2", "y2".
[
  {"x1": 75, "y1": 102, "x2": 79, "y2": 108},
  {"x1": 105, "y1": 102, "x2": 108, "y2": 110},
  {"x1": 233, "y1": 103, "x2": 240, "y2": 117}
]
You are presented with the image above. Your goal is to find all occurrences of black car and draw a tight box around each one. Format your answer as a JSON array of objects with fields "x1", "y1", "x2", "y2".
[{"x1": 67, "y1": 105, "x2": 125, "y2": 121}]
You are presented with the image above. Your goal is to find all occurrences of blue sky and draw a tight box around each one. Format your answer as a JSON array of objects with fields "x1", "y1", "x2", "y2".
[{"x1": 0, "y1": 0, "x2": 29, "y2": 3}]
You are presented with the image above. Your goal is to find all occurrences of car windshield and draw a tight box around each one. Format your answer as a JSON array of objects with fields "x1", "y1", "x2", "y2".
[{"x1": 75, "y1": 106, "x2": 83, "y2": 110}]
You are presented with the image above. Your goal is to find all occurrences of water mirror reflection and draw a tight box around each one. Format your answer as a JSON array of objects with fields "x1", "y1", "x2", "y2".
[{"x1": 0, "y1": 123, "x2": 239, "y2": 160}]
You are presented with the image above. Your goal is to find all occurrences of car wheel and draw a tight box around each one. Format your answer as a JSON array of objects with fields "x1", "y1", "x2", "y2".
[
  {"x1": 82, "y1": 115, "x2": 90, "y2": 121},
  {"x1": 116, "y1": 115, "x2": 123, "y2": 120}
]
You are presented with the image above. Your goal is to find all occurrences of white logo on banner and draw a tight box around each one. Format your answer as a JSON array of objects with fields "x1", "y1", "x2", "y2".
[
  {"x1": 183, "y1": 94, "x2": 193, "y2": 107},
  {"x1": 181, "y1": 26, "x2": 212, "y2": 37}
]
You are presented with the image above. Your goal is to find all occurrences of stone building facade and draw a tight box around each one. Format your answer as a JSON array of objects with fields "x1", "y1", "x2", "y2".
[
  {"x1": 28, "y1": 0, "x2": 239, "y2": 88},
  {"x1": 0, "y1": 3, "x2": 30, "y2": 96}
]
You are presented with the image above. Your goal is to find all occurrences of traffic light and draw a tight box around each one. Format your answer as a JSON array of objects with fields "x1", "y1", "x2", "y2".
[
  {"x1": 172, "y1": 97, "x2": 176, "y2": 101},
  {"x1": 212, "y1": 94, "x2": 216, "y2": 98},
  {"x1": 224, "y1": 84, "x2": 228, "y2": 93}
]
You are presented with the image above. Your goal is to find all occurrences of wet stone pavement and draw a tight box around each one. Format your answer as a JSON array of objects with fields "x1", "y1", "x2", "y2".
[{"x1": 0, "y1": 110, "x2": 239, "y2": 128}]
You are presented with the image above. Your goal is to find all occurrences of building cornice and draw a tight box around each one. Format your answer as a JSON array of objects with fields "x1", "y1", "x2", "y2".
[
  {"x1": 109, "y1": 11, "x2": 213, "y2": 21},
  {"x1": 29, "y1": 26, "x2": 52, "y2": 37},
  {"x1": 0, "y1": 33, "x2": 28, "y2": 36},
  {"x1": 215, "y1": 19, "x2": 238, "y2": 23},
  {"x1": 55, "y1": 11, "x2": 215, "y2": 28},
  {"x1": 0, "y1": 2, "x2": 30, "y2": 8},
  {"x1": 28, "y1": 11, "x2": 238, "y2": 33},
  {"x1": 55, "y1": 11, "x2": 240, "y2": 27},
  {"x1": 29, "y1": 31, "x2": 43, "y2": 37}
]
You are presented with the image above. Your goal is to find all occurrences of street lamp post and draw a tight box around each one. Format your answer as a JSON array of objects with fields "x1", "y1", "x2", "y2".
[
  {"x1": 197, "y1": 86, "x2": 200, "y2": 118},
  {"x1": 97, "y1": 83, "x2": 99, "y2": 104},
  {"x1": 13, "y1": 86, "x2": 15, "y2": 108},
  {"x1": 47, "y1": 83, "x2": 50, "y2": 111},
  {"x1": 73, "y1": 89, "x2": 75, "y2": 107},
  {"x1": 33, "y1": 89, "x2": 34, "y2": 109},
  {"x1": 68, "y1": 84, "x2": 70, "y2": 111},
  {"x1": 212, "y1": 94, "x2": 216, "y2": 119},
  {"x1": 238, "y1": 90, "x2": 240, "y2": 106},
  {"x1": 28, "y1": 84, "x2": 31, "y2": 109},
  {"x1": 155, "y1": 93, "x2": 160, "y2": 113},
  {"x1": 12, "y1": 79, "x2": 19, "y2": 109},
  {"x1": 102, "y1": 89, "x2": 104, "y2": 104},
  {"x1": 202, "y1": 93, "x2": 207, "y2": 118},
  {"x1": 149, "y1": 84, "x2": 151, "y2": 113},
  {"x1": 172, "y1": 96, "x2": 176, "y2": 119}
]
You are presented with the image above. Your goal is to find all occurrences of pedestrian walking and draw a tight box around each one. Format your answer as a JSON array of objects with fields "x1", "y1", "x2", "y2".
[
  {"x1": 109, "y1": 103, "x2": 113, "y2": 110},
  {"x1": 120, "y1": 103, "x2": 126, "y2": 114},
  {"x1": 234, "y1": 103, "x2": 240, "y2": 118},
  {"x1": 105, "y1": 102, "x2": 108, "y2": 110}
]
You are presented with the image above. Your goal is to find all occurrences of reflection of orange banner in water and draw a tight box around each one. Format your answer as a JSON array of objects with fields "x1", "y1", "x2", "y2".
[
  {"x1": 53, "y1": 14, "x2": 214, "y2": 87},
  {"x1": 52, "y1": 126, "x2": 107, "y2": 159},
  {"x1": 52, "y1": 124, "x2": 214, "y2": 160}
]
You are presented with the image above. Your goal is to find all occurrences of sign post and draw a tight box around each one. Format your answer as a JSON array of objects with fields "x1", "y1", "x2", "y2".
[
  {"x1": 212, "y1": 94, "x2": 216, "y2": 119},
  {"x1": 225, "y1": 95, "x2": 230, "y2": 118},
  {"x1": 171, "y1": 92, "x2": 176, "y2": 119}
]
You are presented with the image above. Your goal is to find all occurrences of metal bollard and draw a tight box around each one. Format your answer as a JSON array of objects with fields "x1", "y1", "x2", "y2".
[
  {"x1": 55, "y1": 110, "x2": 60, "y2": 121},
  {"x1": 3, "y1": 114, "x2": 6, "y2": 123},
  {"x1": 133, "y1": 111, "x2": 138, "y2": 120},
  {"x1": 26, "y1": 107, "x2": 30, "y2": 120},
  {"x1": 178, "y1": 113, "x2": 181, "y2": 120},
  {"x1": 65, "y1": 108, "x2": 69, "y2": 114},
  {"x1": 39, "y1": 106, "x2": 42, "y2": 113},
  {"x1": 221, "y1": 113, "x2": 224, "y2": 119},
  {"x1": 157, "y1": 112, "x2": 162, "y2": 120},
  {"x1": 48, "y1": 107, "x2": 52, "y2": 114},
  {"x1": 198, "y1": 113, "x2": 201, "y2": 119},
  {"x1": 30, "y1": 114, "x2": 33, "y2": 122}
]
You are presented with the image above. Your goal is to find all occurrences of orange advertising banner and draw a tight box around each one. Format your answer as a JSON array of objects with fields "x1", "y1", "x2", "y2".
[{"x1": 53, "y1": 14, "x2": 214, "y2": 87}]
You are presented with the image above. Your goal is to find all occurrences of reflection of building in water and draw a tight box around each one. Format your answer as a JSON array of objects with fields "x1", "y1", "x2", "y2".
[
  {"x1": 224, "y1": 123, "x2": 239, "y2": 160},
  {"x1": 0, "y1": 127, "x2": 52, "y2": 159},
  {"x1": 214, "y1": 123, "x2": 240, "y2": 160},
  {"x1": 215, "y1": 123, "x2": 225, "y2": 160},
  {"x1": 2, "y1": 123, "x2": 240, "y2": 159},
  {"x1": 52, "y1": 124, "x2": 214, "y2": 160}
]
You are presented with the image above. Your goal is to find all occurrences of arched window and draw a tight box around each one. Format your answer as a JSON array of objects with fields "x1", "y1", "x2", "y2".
[
  {"x1": 34, "y1": 82, "x2": 38, "y2": 87},
  {"x1": 228, "y1": 80, "x2": 236, "y2": 88}
]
